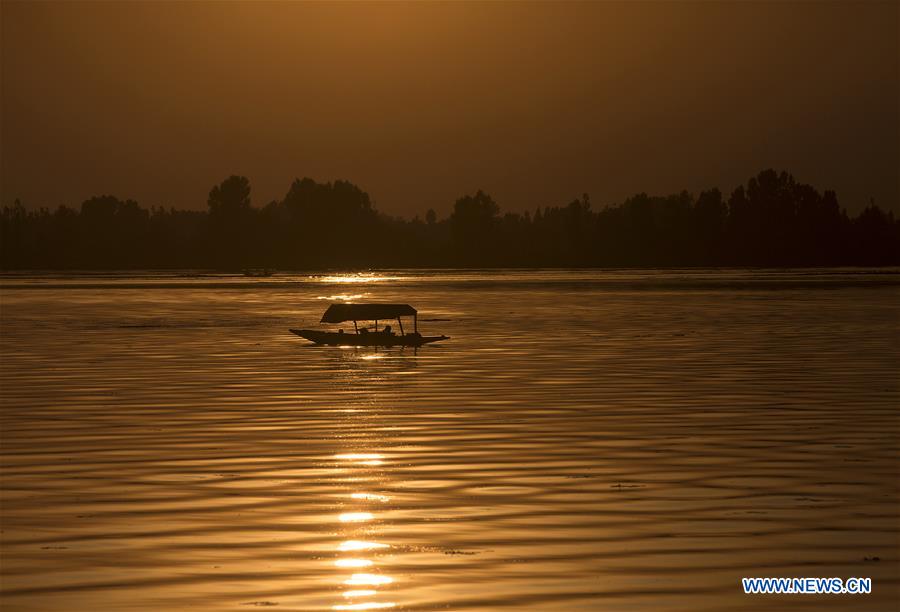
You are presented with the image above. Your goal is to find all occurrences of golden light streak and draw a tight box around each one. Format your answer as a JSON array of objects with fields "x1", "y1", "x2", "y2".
[
  {"x1": 350, "y1": 492, "x2": 391, "y2": 502},
  {"x1": 338, "y1": 512, "x2": 374, "y2": 523},
  {"x1": 335, "y1": 453, "x2": 384, "y2": 466},
  {"x1": 316, "y1": 293, "x2": 365, "y2": 301},
  {"x1": 335, "y1": 453, "x2": 382, "y2": 460},
  {"x1": 335, "y1": 558, "x2": 374, "y2": 568},
  {"x1": 344, "y1": 573, "x2": 393, "y2": 586},
  {"x1": 318, "y1": 274, "x2": 399, "y2": 284},
  {"x1": 338, "y1": 540, "x2": 389, "y2": 552}
]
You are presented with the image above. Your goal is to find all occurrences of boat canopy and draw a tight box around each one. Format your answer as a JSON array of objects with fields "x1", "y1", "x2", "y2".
[{"x1": 320, "y1": 303, "x2": 417, "y2": 323}]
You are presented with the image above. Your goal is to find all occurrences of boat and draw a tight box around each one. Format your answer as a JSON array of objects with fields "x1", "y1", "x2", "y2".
[{"x1": 290, "y1": 303, "x2": 449, "y2": 347}]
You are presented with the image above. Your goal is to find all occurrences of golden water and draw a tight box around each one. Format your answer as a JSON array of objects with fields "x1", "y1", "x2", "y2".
[{"x1": 1, "y1": 270, "x2": 897, "y2": 610}]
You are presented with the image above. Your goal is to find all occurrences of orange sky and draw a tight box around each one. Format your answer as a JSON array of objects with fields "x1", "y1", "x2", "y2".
[{"x1": 2, "y1": 1, "x2": 897, "y2": 215}]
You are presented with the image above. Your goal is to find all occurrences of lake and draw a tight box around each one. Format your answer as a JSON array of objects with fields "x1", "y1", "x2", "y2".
[{"x1": 1, "y1": 269, "x2": 897, "y2": 610}]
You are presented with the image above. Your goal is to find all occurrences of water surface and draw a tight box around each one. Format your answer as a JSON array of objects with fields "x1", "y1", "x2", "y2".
[{"x1": 1, "y1": 270, "x2": 898, "y2": 610}]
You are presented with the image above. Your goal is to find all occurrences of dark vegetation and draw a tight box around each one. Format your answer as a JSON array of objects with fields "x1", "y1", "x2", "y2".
[{"x1": 1, "y1": 170, "x2": 897, "y2": 269}]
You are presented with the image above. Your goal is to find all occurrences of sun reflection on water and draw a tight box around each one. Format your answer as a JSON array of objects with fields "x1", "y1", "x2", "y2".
[
  {"x1": 333, "y1": 445, "x2": 397, "y2": 611},
  {"x1": 317, "y1": 274, "x2": 400, "y2": 284},
  {"x1": 350, "y1": 492, "x2": 391, "y2": 502},
  {"x1": 335, "y1": 558, "x2": 373, "y2": 568},
  {"x1": 337, "y1": 541, "x2": 389, "y2": 552},
  {"x1": 316, "y1": 293, "x2": 366, "y2": 301},
  {"x1": 335, "y1": 453, "x2": 384, "y2": 466},
  {"x1": 344, "y1": 574, "x2": 393, "y2": 586},
  {"x1": 335, "y1": 453, "x2": 381, "y2": 459}
]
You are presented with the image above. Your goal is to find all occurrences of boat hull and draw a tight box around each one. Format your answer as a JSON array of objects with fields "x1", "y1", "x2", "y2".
[{"x1": 290, "y1": 329, "x2": 448, "y2": 347}]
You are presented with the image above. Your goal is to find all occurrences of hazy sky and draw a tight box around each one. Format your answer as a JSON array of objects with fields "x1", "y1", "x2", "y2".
[{"x1": 2, "y1": 1, "x2": 897, "y2": 216}]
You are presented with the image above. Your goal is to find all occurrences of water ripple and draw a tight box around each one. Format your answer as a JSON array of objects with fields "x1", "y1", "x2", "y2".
[{"x1": 1, "y1": 270, "x2": 897, "y2": 610}]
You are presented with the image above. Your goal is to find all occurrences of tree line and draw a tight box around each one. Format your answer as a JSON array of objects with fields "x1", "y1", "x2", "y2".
[{"x1": 1, "y1": 169, "x2": 897, "y2": 269}]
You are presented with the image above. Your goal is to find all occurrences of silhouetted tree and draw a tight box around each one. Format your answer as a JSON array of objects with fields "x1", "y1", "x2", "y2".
[
  {"x1": 694, "y1": 188, "x2": 726, "y2": 264},
  {"x1": 207, "y1": 175, "x2": 253, "y2": 269},
  {"x1": 450, "y1": 190, "x2": 500, "y2": 263},
  {"x1": 1, "y1": 169, "x2": 897, "y2": 270},
  {"x1": 208, "y1": 175, "x2": 251, "y2": 218},
  {"x1": 279, "y1": 177, "x2": 378, "y2": 267}
]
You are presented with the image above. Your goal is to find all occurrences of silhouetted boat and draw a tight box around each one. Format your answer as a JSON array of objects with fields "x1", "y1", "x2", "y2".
[{"x1": 290, "y1": 303, "x2": 448, "y2": 347}]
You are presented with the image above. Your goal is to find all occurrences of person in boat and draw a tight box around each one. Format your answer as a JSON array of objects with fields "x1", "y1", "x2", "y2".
[
  {"x1": 338, "y1": 329, "x2": 344, "y2": 335},
  {"x1": 383, "y1": 324, "x2": 393, "y2": 336}
]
